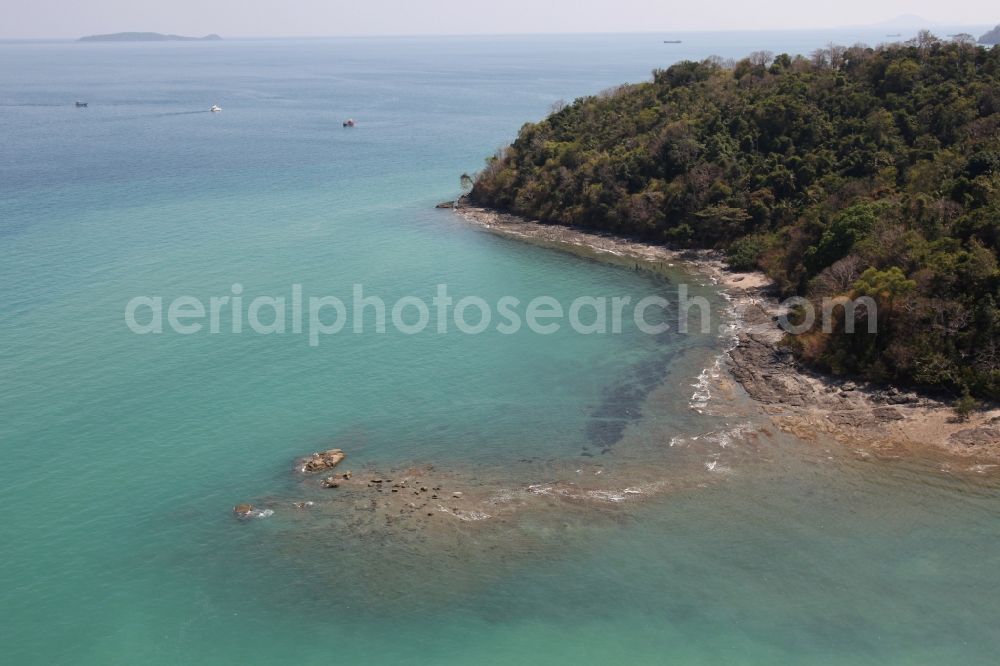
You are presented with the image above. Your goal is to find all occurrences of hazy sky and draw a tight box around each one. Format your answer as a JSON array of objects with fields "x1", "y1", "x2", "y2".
[{"x1": 2, "y1": 0, "x2": 996, "y2": 39}]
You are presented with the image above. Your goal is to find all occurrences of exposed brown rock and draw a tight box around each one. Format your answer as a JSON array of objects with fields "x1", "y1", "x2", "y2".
[
  {"x1": 728, "y1": 334, "x2": 816, "y2": 405},
  {"x1": 872, "y1": 407, "x2": 904, "y2": 422},
  {"x1": 949, "y1": 427, "x2": 1000, "y2": 447},
  {"x1": 233, "y1": 503, "x2": 254, "y2": 518},
  {"x1": 301, "y1": 448, "x2": 346, "y2": 472}
]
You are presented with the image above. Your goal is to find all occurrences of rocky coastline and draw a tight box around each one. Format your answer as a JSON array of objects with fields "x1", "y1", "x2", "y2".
[
  {"x1": 230, "y1": 200, "x2": 1000, "y2": 534},
  {"x1": 448, "y1": 200, "x2": 1000, "y2": 472}
]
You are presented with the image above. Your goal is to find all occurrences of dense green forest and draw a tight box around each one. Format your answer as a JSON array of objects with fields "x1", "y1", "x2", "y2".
[{"x1": 470, "y1": 34, "x2": 1000, "y2": 400}]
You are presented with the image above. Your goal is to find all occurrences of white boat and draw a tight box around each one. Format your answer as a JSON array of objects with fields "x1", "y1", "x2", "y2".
[{"x1": 210, "y1": 105, "x2": 222, "y2": 113}]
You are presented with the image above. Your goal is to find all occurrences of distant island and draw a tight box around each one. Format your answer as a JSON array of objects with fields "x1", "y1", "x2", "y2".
[
  {"x1": 980, "y1": 25, "x2": 1000, "y2": 45},
  {"x1": 77, "y1": 32, "x2": 222, "y2": 42}
]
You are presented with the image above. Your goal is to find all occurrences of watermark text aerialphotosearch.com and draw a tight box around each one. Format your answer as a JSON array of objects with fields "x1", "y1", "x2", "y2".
[{"x1": 124, "y1": 283, "x2": 877, "y2": 346}]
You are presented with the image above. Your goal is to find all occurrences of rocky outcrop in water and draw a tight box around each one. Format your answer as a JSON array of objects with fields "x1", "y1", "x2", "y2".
[
  {"x1": 728, "y1": 334, "x2": 816, "y2": 406},
  {"x1": 301, "y1": 448, "x2": 346, "y2": 472},
  {"x1": 233, "y1": 503, "x2": 255, "y2": 518}
]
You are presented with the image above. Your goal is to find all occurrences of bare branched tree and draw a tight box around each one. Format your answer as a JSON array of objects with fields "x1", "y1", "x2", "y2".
[
  {"x1": 826, "y1": 44, "x2": 847, "y2": 68},
  {"x1": 975, "y1": 339, "x2": 1000, "y2": 374},
  {"x1": 926, "y1": 299, "x2": 972, "y2": 335},
  {"x1": 812, "y1": 255, "x2": 862, "y2": 296},
  {"x1": 749, "y1": 50, "x2": 774, "y2": 67}
]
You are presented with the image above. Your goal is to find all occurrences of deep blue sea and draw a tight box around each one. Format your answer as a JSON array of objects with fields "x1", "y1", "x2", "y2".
[{"x1": 1, "y1": 30, "x2": 998, "y2": 665}]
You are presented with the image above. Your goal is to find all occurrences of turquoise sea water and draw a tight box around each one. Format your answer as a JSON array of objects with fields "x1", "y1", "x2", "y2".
[{"x1": 2, "y1": 32, "x2": 999, "y2": 664}]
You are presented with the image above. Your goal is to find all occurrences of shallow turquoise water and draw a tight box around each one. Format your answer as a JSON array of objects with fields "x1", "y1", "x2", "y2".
[{"x1": 1, "y1": 33, "x2": 999, "y2": 664}]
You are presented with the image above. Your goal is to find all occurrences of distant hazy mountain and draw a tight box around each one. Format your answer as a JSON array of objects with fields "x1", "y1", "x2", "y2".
[
  {"x1": 839, "y1": 14, "x2": 934, "y2": 31},
  {"x1": 867, "y1": 14, "x2": 933, "y2": 29},
  {"x1": 78, "y1": 32, "x2": 222, "y2": 42},
  {"x1": 980, "y1": 25, "x2": 1000, "y2": 45}
]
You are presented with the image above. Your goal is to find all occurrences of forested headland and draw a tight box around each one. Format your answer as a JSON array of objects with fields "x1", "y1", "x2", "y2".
[{"x1": 470, "y1": 33, "x2": 1000, "y2": 400}]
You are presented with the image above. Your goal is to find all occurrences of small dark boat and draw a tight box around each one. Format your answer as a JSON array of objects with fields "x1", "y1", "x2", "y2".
[
  {"x1": 75, "y1": 101, "x2": 88, "y2": 107},
  {"x1": 663, "y1": 40, "x2": 682, "y2": 44},
  {"x1": 343, "y1": 119, "x2": 355, "y2": 127}
]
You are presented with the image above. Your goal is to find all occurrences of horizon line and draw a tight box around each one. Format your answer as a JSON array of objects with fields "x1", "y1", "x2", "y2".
[{"x1": 1, "y1": 22, "x2": 996, "y2": 42}]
